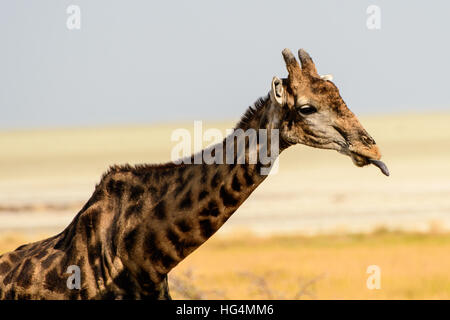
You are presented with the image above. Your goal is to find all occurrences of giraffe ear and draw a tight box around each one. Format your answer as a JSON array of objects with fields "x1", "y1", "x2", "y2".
[
  {"x1": 320, "y1": 74, "x2": 333, "y2": 81},
  {"x1": 271, "y1": 76, "x2": 285, "y2": 106}
]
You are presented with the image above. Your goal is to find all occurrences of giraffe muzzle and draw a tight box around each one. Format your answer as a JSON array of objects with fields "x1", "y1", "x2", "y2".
[{"x1": 349, "y1": 150, "x2": 389, "y2": 177}]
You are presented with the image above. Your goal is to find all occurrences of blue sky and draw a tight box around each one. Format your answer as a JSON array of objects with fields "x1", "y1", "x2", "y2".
[{"x1": 1, "y1": 0, "x2": 449, "y2": 129}]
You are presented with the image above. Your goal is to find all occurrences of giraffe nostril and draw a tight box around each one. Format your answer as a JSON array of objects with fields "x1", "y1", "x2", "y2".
[{"x1": 362, "y1": 135, "x2": 376, "y2": 146}]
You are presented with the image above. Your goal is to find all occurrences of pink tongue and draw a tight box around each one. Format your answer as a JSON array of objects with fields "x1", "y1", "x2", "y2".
[{"x1": 369, "y1": 159, "x2": 390, "y2": 176}]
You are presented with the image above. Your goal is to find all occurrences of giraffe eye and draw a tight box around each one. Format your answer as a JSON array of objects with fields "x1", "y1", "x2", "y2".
[{"x1": 297, "y1": 104, "x2": 317, "y2": 115}]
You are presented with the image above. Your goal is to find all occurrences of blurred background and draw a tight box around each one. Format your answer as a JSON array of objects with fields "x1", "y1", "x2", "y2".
[{"x1": 1, "y1": 1, "x2": 449, "y2": 299}]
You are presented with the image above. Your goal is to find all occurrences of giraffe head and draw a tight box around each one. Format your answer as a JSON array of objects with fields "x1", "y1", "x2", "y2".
[{"x1": 269, "y1": 48, "x2": 389, "y2": 176}]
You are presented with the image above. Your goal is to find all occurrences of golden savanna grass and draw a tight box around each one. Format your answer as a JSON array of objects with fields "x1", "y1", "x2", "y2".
[
  {"x1": 168, "y1": 230, "x2": 450, "y2": 299},
  {"x1": 1, "y1": 113, "x2": 450, "y2": 299},
  {"x1": 1, "y1": 231, "x2": 450, "y2": 299}
]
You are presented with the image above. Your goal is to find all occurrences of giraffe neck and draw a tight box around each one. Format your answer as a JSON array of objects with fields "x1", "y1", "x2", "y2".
[
  {"x1": 117, "y1": 95, "x2": 287, "y2": 281},
  {"x1": 0, "y1": 95, "x2": 288, "y2": 299}
]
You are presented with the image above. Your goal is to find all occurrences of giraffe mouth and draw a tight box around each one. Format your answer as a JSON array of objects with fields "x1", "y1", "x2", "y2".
[{"x1": 350, "y1": 151, "x2": 389, "y2": 176}]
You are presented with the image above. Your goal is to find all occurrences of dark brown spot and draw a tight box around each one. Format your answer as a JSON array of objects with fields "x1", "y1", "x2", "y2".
[
  {"x1": 154, "y1": 200, "x2": 166, "y2": 220},
  {"x1": 8, "y1": 252, "x2": 20, "y2": 264},
  {"x1": 34, "y1": 249, "x2": 48, "y2": 260},
  {"x1": 184, "y1": 170, "x2": 195, "y2": 181},
  {"x1": 129, "y1": 185, "x2": 144, "y2": 201},
  {"x1": 175, "y1": 219, "x2": 192, "y2": 233},
  {"x1": 199, "y1": 200, "x2": 221, "y2": 217},
  {"x1": 144, "y1": 232, "x2": 177, "y2": 270},
  {"x1": 174, "y1": 171, "x2": 185, "y2": 195},
  {"x1": 79, "y1": 213, "x2": 93, "y2": 243},
  {"x1": 0, "y1": 261, "x2": 10, "y2": 274},
  {"x1": 44, "y1": 267, "x2": 67, "y2": 293},
  {"x1": 179, "y1": 190, "x2": 192, "y2": 209},
  {"x1": 106, "y1": 179, "x2": 125, "y2": 197},
  {"x1": 166, "y1": 229, "x2": 182, "y2": 254},
  {"x1": 140, "y1": 171, "x2": 153, "y2": 184},
  {"x1": 260, "y1": 114, "x2": 269, "y2": 129},
  {"x1": 61, "y1": 243, "x2": 77, "y2": 267},
  {"x1": 88, "y1": 241, "x2": 102, "y2": 265},
  {"x1": 80, "y1": 288, "x2": 89, "y2": 300},
  {"x1": 199, "y1": 219, "x2": 215, "y2": 238},
  {"x1": 4, "y1": 289, "x2": 15, "y2": 299},
  {"x1": 159, "y1": 183, "x2": 169, "y2": 198},
  {"x1": 144, "y1": 231, "x2": 157, "y2": 254},
  {"x1": 160, "y1": 253, "x2": 177, "y2": 269},
  {"x1": 220, "y1": 185, "x2": 239, "y2": 207},
  {"x1": 242, "y1": 165, "x2": 254, "y2": 186},
  {"x1": 198, "y1": 190, "x2": 209, "y2": 201},
  {"x1": 166, "y1": 228, "x2": 199, "y2": 258},
  {"x1": 231, "y1": 173, "x2": 242, "y2": 191},
  {"x1": 89, "y1": 208, "x2": 101, "y2": 229},
  {"x1": 125, "y1": 201, "x2": 144, "y2": 218},
  {"x1": 77, "y1": 256, "x2": 86, "y2": 270},
  {"x1": 200, "y1": 165, "x2": 208, "y2": 184},
  {"x1": 124, "y1": 228, "x2": 138, "y2": 254},
  {"x1": 17, "y1": 293, "x2": 32, "y2": 300},
  {"x1": 136, "y1": 269, "x2": 158, "y2": 293},
  {"x1": 148, "y1": 186, "x2": 158, "y2": 195},
  {"x1": 16, "y1": 259, "x2": 34, "y2": 289},
  {"x1": 69, "y1": 289, "x2": 80, "y2": 300},
  {"x1": 113, "y1": 270, "x2": 138, "y2": 296},
  {"x1": 211, "y1": 171, "x2": 221, "y2": 188},
  {"x1": 2, "y1": 263, "x2": 21, "y2": 286}
]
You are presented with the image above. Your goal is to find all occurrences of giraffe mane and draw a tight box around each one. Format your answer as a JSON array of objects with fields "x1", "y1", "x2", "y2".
[
  {"x1": 104, "y1": 162, "x2": 185, "y2": 178},
  {"x1": 235, "y1": 95, "x2": 270, "y2": 130},
  {"x1": 102, "y1": 96, "x2": 271, "y2": 177}
]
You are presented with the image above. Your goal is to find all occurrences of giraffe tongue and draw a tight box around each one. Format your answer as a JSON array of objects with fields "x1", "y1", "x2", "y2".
[{"x1": 369, "y1": 159, "x2": 390, "y2": 176}]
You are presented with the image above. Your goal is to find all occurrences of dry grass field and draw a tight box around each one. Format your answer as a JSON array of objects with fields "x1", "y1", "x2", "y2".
[
  {"x1": 168, "y1": 230, "x2": 450, "y2": 299},
  {"x1": 1, "y1": 112, "x2": 450, "y2": 299},
  {"x1": 1, "y1": 230, "x2": 450, "y2": 299}
]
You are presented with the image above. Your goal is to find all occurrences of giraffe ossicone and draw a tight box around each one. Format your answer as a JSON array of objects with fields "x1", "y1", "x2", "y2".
[{"x1": 0, "y1": 48, "x2": 388, "y2": 300}]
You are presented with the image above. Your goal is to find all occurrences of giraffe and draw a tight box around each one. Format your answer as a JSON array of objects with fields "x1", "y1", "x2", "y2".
[{"x1": 0, "y1": 48, "x2": 388, "y2": 300}]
